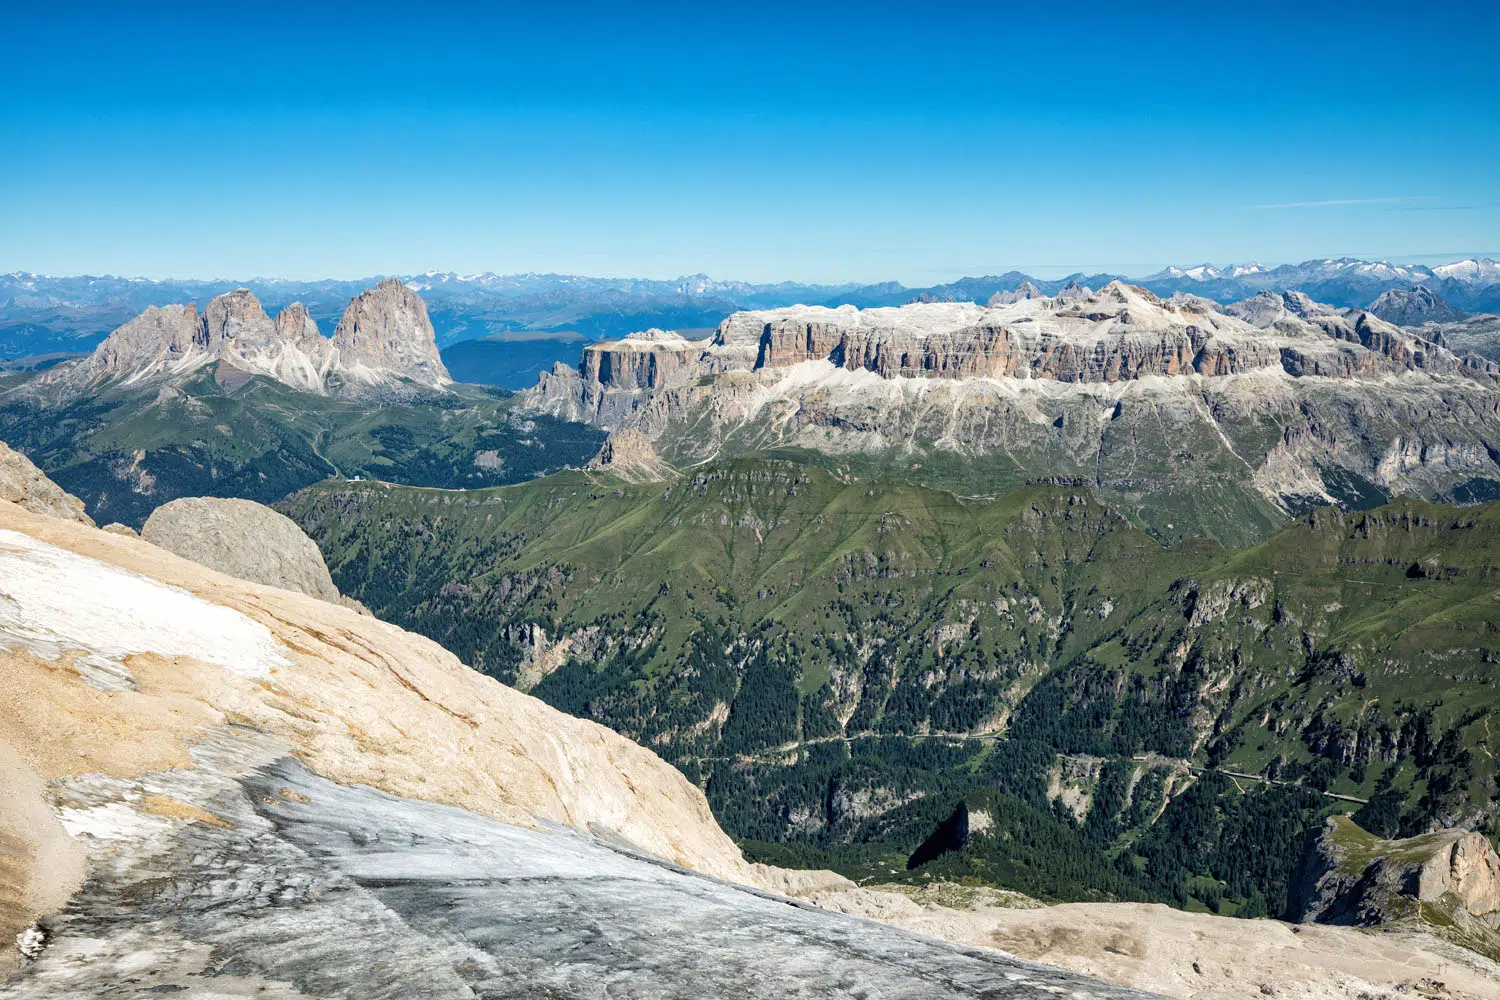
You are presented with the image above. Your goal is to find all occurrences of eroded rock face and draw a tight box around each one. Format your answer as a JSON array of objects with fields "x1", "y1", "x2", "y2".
[
  {"x1": 330, "y1": 278, "x2": 451, "y2": 389},
  {"x1": 1290, "y1": 816, "x2": 1500, "y2": 933},
  {"x1": 1420, "y1": 831, "x2": 1500, "y2": 917},
  {"x1": 1370, "y1": 286, "x2": 1469, "y2": 327},
  {"x1": 140, "y1": 496, "x2": 343, "y2": 603},
  {"x1": 47, "y1": 281, "x2": 449, "y2": 398},
  {"x1": 88, "y1": 303, "x2": 203, "y2": 380},
  {"x1": 0, "y1": 442, "x2": 93, "y2": 526},
  {"x1": 588, "y1": 428, "x2": 673, "y2": 482}
]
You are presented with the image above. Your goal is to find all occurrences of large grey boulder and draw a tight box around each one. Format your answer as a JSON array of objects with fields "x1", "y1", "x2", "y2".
[
  {"x1": 0, "y1": 440, "x2": 94, "y2": 526},
  {"x1": 141, "y1": 497, "x2": 343, "y2": 604}
]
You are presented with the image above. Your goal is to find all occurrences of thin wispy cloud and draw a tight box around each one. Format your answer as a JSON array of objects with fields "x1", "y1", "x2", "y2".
[
  {"x1": 1389, "y1": 200, "x2": 1500, "y2": 212},
  {"x1": 1246, "y1": 196, "x2": 1423, "y2": 210}
]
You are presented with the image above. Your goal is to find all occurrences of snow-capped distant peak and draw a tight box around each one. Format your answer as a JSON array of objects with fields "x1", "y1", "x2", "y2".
[
  {"x1": 1157, "y1": 263, "x2": 1218, "y2": 281},
  {"x1": 1154, "y1": 262, "x2": 1268, "y2": 282},
  {"x1": 1432, "y1": 258, "x2": 1500, "y2": 282}
]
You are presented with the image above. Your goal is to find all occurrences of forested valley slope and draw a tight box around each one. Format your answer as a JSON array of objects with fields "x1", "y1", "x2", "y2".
[{"x1": 285, "y1": 457, "x2": 1500, "y2": 935}]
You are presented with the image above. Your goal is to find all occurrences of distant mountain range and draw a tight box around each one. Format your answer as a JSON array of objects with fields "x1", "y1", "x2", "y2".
[{"x1": 3, "y1": 256, "x2": 1498, "y2": 360}]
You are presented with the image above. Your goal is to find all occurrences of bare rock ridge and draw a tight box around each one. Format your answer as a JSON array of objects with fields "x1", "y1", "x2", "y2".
[
  {"x1": 49, "y1": 278, "x2": 450, "y2": 396},
  {"x1": 0, "y1": 442, "x2": 94, "y2": 527},
  {"x1": 140, "y1": 496, "x2": 357, "y2": 609},
  {"x1": 1369, "y1": 286, "x2": 1469, "y2": 327}
]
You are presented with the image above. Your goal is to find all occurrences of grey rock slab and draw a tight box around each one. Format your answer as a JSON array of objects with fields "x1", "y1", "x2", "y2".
[{"x1": 7, "y1": 739, "x2": 1158, "y2": 999}]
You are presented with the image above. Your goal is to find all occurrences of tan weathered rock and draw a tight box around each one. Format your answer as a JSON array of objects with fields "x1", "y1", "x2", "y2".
[
  {"x1": 588, "y1": 428, "x2": 674, "y2": 482},
  {"x1": 1290, "y1": 816, "x2": 1500, "y2": 940},
  {"x1": 0, "y1": 501, "x2": 762, "y2": 951},
  {"x1": 0, "y1": 441, "x2": 93, "y2": 526},
  {"x1": 330, "y1": 278, "x2": 451, "y2": 389},
  {"x1": 140, "y1": 497, "x2": 344, "y2": 604},
  {"x1": 885, "y1": 899, "x2": 1500, "y2": 1000},
  {"x1": 1422, "y1": 831, "x2": 1500, "y2": 917}
]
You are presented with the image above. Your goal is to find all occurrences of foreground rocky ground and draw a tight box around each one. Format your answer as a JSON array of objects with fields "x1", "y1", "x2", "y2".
[
  {"x1": 6, "y1": 734, "x2": 1151, "y2": 999},
  {"x1": 0, "y1": 481, "x2": 1150, "y2": 997}
]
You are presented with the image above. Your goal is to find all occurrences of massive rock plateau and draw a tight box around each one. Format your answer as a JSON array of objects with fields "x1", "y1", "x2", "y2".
[{"x1": 524, "y1": 283, "x2": 1500, "y2": 541}]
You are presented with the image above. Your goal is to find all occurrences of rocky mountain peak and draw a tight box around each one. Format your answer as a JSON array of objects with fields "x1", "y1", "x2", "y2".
[
  {"x1": 45, "y1": 281, "x2": 450, "y2": 397},
  {"x1": 1369, "y1": 285, "x2": 1469, "y2": 326},
  {"x1": 201, "y1": 288, "x2": 276, "y2": 350},
  {"x1": 1223, "y1": 289, "x2": 1330, "y2": 328},
  {"x1": 88, "y1": 302, "x2": 201, "y2": 378},
  {"x1": 1052, "y1": 280, "x2": 1093, "y2": 302},
  {"x1": 273, "y1": 301, "x2": 321, "y2": 345},
  {"x1": 986, "y1": 281, "x2": 1044, "y2": 306},
  {"x1": 330, "y1": 278, "x2": 451, "y2": 387}
]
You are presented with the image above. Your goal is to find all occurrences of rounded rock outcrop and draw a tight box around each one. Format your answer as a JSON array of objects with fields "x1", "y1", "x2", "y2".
[{"x1": 140, "y1": 497, "x2": 341, "y2": 603}]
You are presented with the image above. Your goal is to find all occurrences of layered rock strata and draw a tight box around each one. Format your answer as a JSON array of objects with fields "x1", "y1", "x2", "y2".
[{"x1": 524, "y1": 283, "x2": 1500, "y2": 535}]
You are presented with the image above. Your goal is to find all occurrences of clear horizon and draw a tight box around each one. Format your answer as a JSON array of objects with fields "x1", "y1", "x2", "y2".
[
  {"x1": 3, "y1": 1, "x2": 1497, "y2": 284},
  {"x1": 6, "y1": 250, "x2": 1500, "y2": 288}
]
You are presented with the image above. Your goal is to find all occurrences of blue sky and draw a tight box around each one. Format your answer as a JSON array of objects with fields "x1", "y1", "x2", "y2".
[{"x1": 2, "y1": 0, "x2": 1497, "y2": 282}]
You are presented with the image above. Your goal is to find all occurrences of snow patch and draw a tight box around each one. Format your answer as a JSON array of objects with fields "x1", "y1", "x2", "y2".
[{"x1": 0, "y1": 529, "x2": 287, "y2": 679}]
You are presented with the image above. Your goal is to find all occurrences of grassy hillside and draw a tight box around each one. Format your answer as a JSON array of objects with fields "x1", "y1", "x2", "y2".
[
  {"x1": 283, "y1": 460, "x2": 1500, "y2": 915},
  {"x1": 0, "y1": 366, "x2": 604, "y2": 526}
]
